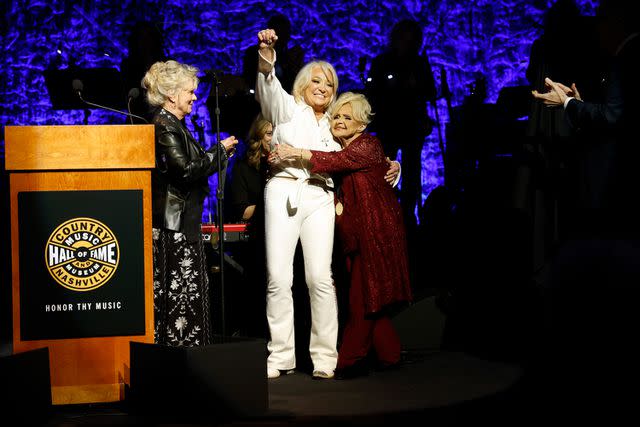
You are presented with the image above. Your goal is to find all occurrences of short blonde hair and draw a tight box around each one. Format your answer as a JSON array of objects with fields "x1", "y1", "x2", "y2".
[
  {"x1": 328, "y1": 92, "x2": 373, "y2": 126},
  {"x1": 142, "y1": 60, "x2": 199, "y2": 107},
  {"x1": 291, "y1": 61, "x2": 338, "y2": 111}
]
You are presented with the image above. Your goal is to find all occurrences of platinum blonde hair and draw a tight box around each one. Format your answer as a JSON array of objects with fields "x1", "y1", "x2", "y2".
[
  {"x1": 142, "y1": 60, "x2": 199, "y2": 107},
  {"x1": 328, "y1": 91, "x2": 373, "y2": 125},
  {"x1": 291, "y1": 60, "x2": 338, "y2": 110}
]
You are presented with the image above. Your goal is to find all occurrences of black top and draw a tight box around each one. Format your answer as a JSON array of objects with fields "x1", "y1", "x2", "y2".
[
  {"x1": 226, "y1": 156, "x2": 268, "y2": 241},
  {"x1": 152, "y1": 108, "x2": 227, "y2": 242}
]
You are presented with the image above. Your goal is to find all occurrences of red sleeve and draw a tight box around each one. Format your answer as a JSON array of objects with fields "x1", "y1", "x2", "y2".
[{"x1": 310, "y1": 134, "x2": 385, "y2": 175}]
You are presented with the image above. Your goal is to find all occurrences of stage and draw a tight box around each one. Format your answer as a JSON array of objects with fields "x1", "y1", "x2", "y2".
[{"x1": 37, "y1": 348, "x2": 527, "y2": 426}]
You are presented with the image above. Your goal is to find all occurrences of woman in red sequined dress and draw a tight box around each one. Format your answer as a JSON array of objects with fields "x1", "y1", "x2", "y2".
[{"x1": 272, "y1": 92, "x2": 412, "y2": 379}]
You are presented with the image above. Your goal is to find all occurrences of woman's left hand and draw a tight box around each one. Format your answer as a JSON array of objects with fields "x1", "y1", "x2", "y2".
[
  {"x1": 221, "y1": 135, "x2": 239, "y2": 156},
  {"x1": 385, "y1": 158, "x2": 400, "y2": 185}
]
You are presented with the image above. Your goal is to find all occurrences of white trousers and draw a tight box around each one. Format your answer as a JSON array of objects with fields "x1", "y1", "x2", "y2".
[{"x1": 264, "y1": 177, "x2": 338, "y2": 372}]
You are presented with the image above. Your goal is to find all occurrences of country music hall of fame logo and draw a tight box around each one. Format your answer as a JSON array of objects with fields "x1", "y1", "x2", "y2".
[
  {"x1": 45, "y1": 217, "x2": 120, "y2": 291},
  {"x1": 18, "y1": 189, "x2": 145, "y2": 340}
]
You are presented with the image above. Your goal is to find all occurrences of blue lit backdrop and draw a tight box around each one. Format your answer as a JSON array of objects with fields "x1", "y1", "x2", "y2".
[{"x1": 0, "y1": 0, "x2": 598, "y2": 221}]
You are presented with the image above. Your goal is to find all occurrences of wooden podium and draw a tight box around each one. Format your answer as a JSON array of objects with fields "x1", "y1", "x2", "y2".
[{"x1": 5, "y1": 125, "x2": 155, "y2": 405}]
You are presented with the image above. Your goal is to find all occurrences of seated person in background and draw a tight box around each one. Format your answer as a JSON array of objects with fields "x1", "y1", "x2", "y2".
[
  {"x1": 271, "y1": 92, "x2": 412, "y2": 379},
  {"x1": 227, "y1": 114, "x2": 273, "y2": 225},
  {"x1": 225, "y1": 114, "x2": 273, "y2": 338}
]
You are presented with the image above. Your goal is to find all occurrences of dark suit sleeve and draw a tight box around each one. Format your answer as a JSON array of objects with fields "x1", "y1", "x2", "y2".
[{"x1": 565, "y1": 62, "x2": 624, "y2": 131}]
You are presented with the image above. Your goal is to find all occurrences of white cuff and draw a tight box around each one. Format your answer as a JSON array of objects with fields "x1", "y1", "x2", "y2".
[{"x1": 563, "y1": 97, "x2": 575, "y2": 109}]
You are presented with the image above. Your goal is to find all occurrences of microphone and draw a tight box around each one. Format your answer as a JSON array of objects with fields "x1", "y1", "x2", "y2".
[
  {"x1": 127, "y1": 87, "x2": 141, "y2": 125},
  {"x1": 72, "y1": 79, "x2": 149, "y2": 124},
  {"x1": 72, "y1": 78, "x2": 83, "y2": 98},
  {"x1": 128, "y1": 87, "x2": 140, "y2": 100}
]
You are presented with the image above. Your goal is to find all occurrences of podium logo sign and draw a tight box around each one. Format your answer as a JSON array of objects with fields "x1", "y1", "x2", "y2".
[
  {"x1": 45, "y1": 218, "x2": 120, "y2": 291},
  {"x1": 18, "y1": 190, "x2": 145, "y2": 340}
]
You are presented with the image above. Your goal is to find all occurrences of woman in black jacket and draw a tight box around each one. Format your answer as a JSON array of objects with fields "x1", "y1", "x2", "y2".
[{"x1": 142, "y1": 60, "x2": 237, "y2": 346}]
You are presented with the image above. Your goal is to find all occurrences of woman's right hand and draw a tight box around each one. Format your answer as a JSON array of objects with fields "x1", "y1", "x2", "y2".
[
  {"x1": 257, "y1": 29, "x2": 277, "y2": 74},
  {"x1": 257, "y1": 29, "x2": 278, "y2": 49}
]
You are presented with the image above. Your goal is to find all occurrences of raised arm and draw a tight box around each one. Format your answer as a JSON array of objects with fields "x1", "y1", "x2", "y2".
[{"x1": 257, "y1": 29, "x2": 277, "y2": 76}]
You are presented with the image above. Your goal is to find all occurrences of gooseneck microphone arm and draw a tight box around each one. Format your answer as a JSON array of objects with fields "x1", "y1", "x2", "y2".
[
  {"x1": 127, "y1": 87, "x2": 141, "y2": 125},
  {"x1": 72, "y1": 79, "x2": 149, "y2": 124}
]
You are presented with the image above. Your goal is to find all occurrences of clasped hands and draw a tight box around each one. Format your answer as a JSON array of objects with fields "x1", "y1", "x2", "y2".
[
  {"x1": 268, "y1": 143, "x2": 297, "y2": 164},
  {"x1": 531, "y1": 77, "x2": 582, "y2": 107}
]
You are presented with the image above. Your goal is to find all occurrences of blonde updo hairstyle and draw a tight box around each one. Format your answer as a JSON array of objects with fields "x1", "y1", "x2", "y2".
[
  {"x1": 328, "y1": 91, "x2": 374, "y2": 126},
  {"x1": 142, "y1": 60, "x2": 199, "y2": 107},
  {"x1": 291, "y1": 60, "x2": 338, "y2": 111}
]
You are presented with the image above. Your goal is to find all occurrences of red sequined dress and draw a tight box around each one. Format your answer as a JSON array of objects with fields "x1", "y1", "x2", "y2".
[{"x1": 310, "y1": 133, "x2": 412, "y2": 314}]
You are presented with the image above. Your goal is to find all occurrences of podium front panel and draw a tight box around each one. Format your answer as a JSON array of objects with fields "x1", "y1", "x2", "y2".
[
  {"x1": 18, "y1": 189, "x2": 145, "y2": 341},
  {"x1": 9, "y1": 170, "x2": 154, "y2": 404}
]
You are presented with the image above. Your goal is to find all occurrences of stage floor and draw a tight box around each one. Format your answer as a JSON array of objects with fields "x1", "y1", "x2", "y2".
[{"x1": 34, "y1": 349, "x2": 528, "y2": 427}]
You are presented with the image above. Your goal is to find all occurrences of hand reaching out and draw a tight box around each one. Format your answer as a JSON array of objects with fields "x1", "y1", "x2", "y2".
[
  {"x1": 268, "y1": 143, "x2": 295, "y2": 164},
  {"x1": 531, "y1": 77, "x2": 581, "y2": 107},
  {"x1": 385, "y1": 157, "x2": 400, "y2": 185}
]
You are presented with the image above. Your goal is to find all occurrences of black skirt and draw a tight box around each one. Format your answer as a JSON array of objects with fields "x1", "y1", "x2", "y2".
[{"x1": 153, "y1": 228, "x2": 212, "y2": 346}]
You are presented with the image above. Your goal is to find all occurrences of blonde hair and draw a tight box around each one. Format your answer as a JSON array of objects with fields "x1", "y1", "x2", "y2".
[
  {"x1": 291, "y1": 61, "x2": 338, "y2": 110},
  {"x1": 245, "y1": 114, "x2": 272, "y2": 170},
  {"x1": 142, "y1": 60, "x2": 199, "y2": 107},
  {"x1": 328, "y1": 91, "x2": 374, "y2": 125}
]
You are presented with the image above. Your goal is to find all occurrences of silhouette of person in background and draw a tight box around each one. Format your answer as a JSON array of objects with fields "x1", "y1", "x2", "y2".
[
  {"x1": 524, "y1": 0, "x2": 603, "y2": 250},
  {"x1": 367, "y1": 18, "x2": 437, "y2": 291},
  {"x1": 367, "y1": 19, "x2": 437, "y2": 235},
  {"x1": 515, "y1": 0, "x2": 604, "y2": 273},
  {"x1": 243, "y1": 13, "x2": 305, "y2": 94},
  {"x1": 527, "y1": 0, "x2": 602, "y2": 139},
  {"x1": 529, "y1": 1, "x2": 640, "y2": 421},
  {"x1": 121, "y1": 21, "x2": 168, "y2": 123}
]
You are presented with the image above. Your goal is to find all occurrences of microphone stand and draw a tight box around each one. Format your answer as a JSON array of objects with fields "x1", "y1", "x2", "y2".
[
  {"x1": 211, "y1": 71, "x2": 227, "y2": 339},
  {"x1": 438, "y1": 66, "x2": 453, "y2": 185}
]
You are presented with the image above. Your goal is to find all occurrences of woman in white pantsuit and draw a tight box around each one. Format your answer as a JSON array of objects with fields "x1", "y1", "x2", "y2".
[{"x1": 256, "y1": 28, "x2": 341, "y2": 380}]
